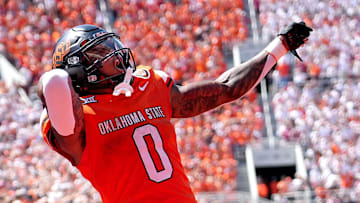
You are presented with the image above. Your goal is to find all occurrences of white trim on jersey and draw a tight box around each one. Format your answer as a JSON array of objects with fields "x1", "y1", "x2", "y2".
[{"x1": 154, "y1": 70, "x2": 170, "y2": 84}]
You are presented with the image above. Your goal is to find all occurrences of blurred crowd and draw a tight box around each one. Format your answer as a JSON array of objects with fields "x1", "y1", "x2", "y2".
[
  {"x1": 0, "y1": 86, "x2": 102, "y2": 202},
  {"x1": 175, "y1": 95, "x2": 264, "y2": 192},
  {"x1": 259, "y1": 0, "x2": 360, "y2": 81},
  {"x1": 259, "y1": 0, "x2": 360, "y2": 201},
  {"x1": 257, "y1": 174, "x2": 307, "y2": 200},
  {"x1": 0, "y1": 0, "x2": 264, "y2": 202},
  {"x1": 272, "y1": 80, "x2": 360, "y2": 201},
  {"x1": 0, "y1": 0, "x2": 105, "y2": 81},
  {"x1": 108, "y1": 0, "x2": 248, "y2": 83}
]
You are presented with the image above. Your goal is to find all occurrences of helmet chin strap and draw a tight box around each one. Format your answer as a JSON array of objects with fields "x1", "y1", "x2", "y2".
[{"x1": 112, "y1": 68, "x2": 134, "y2": 97}]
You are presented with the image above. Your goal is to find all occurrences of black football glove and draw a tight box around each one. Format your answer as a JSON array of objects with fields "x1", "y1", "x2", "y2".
[{"x1": 278, "y1": 22, "x2": 313, "y2": 61}]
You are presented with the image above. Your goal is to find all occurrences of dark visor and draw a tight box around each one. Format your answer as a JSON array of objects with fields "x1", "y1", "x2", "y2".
[{"x1": 85, "y1": 36, "x2": 125, "y2": 62}]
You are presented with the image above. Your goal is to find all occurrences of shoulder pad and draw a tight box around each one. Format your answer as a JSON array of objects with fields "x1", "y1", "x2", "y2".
[{"x1": 133, "y1": 66, "x2": 151, "y2": 79}]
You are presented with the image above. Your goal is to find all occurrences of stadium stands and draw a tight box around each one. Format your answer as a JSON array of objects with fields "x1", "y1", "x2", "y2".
[
  {"x1": 0, "y1": 0, "x2": 103, "y2": 81},
  {"x1": 108, "y1": 0, "x2": 248, "y2": 82},
  {"x1": 259, "y1": 0, "x2": 360, "y2": 201}
]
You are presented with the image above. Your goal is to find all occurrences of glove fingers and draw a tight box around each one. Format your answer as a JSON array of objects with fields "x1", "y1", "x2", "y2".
[
  {"x1": 279, "y1": 21, "x2": 313, "y2": 60},
  {"x1": 299, "y1": 25, "x2": 313, "y2": 34},
  {"x1": 294, "y1": 24, "x2": 312, "y2": 34},
  {"x1": 289, "y1": 23, "x2": 312, "y2": 41}
]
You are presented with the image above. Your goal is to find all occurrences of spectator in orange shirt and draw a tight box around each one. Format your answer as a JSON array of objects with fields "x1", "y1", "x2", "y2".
[{"x1": 257, "y1": 177, "x2": 269, "y2": 198}]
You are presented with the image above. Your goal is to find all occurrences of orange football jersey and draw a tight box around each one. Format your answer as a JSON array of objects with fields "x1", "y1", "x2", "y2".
[{"x1": 41, "y1": 66, "x2": 197, "y2": 203}]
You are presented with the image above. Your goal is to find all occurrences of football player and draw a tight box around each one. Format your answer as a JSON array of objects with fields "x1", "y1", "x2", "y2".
[{"x1": 37, "y1": 22, "x2": 312, "y2": 202}]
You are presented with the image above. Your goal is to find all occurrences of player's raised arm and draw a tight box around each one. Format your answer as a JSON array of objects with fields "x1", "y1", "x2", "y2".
[
  {"x1": 37, "y1": 69, "x2": 85, "y2": 165},
  {"x1": 171, "y1": 22, "x2": 312, "y2": 118}
]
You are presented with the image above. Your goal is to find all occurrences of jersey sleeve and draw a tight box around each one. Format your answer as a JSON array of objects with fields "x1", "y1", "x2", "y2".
[
  {"x1": 39, "y1": 108, "x2": 76, "y2": 165},
  {"x1": 40, "y1": 108, "x2": 52, "y2": 146},
  {"x1": 134, "y1": 65, "x2": 174, "y2": 90},
  {"x1": 154, "y1": 69, "x2": 174, "y2": 89}
]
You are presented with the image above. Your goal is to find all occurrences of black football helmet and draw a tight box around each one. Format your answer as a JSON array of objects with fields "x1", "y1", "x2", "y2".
[{"x1": 52, "y1": 24, "x2": 136, "y2": 96}]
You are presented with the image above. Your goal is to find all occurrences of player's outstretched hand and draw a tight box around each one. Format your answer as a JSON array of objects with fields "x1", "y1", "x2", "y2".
[{"x1": 278, "y1": 22, "x2": 313, "y2": 61}]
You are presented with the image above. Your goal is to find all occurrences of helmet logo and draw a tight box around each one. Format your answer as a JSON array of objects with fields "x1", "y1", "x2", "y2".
[
  {"x1": 88, "y1": 75, "x2": 97, "y2": 82},
  {"x1": 53, "y1": 40, "x2": 71, "y2": 68},
  {"x1": 92, "y1": 31, "x2": 106, "y2": 38},
  {"x1": 68, "y1": 56, "x2": 80, "y2": 65}
]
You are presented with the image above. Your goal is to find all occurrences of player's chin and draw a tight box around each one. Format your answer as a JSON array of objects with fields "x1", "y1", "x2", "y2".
[{"x1": 89, "y1": 88, "x2": 114, "y2": 95}]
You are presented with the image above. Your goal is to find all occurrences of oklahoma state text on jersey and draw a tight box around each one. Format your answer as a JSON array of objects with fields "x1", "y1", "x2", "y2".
[{"x1": 40, "y1": 66, "x2": 197, "y2": 203}]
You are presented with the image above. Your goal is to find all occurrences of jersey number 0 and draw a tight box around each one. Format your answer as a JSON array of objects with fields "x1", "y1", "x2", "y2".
[{"x1": 133, "y1": 124, "x2": 173, "y2": 182}]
